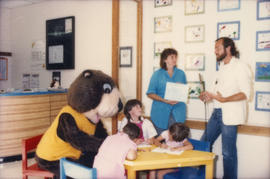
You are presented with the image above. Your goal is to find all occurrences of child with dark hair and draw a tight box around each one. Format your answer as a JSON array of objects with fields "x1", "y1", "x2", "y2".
[
  {"x1": 150, "y1": 123, "x2": 193, "y2": 179},
  {"x1": 119, "y1": 99, "x2": 157, "y2": 145},
  {"x1": 93, "y1": 123, "x2": 140, "y2": 179}
]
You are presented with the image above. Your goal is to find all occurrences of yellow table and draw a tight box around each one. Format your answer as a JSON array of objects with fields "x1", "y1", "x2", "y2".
[{"x1": 124, "y1": 149, "x2": 215, "y2": 179}]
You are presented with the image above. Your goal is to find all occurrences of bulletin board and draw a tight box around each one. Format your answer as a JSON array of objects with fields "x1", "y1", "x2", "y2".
[
  {"x1": 46, "y1": 16, "x2": 75, "y2": 70},
  {"x1": 0, "y1": 57, "x2": 8, "y2": 80}
]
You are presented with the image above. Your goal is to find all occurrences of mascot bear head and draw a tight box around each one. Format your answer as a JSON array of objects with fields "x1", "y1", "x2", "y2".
[{"x1": 67, "y1": 69, "x2": 123, "y2": 123}]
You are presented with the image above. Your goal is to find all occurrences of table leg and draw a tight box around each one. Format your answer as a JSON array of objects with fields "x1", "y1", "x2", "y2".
[
  {"x1": 127, "y1": 169, "x2": 136, "y2": 179},
  {"x1": 205, "y1": 160, "x2": 214, "y2": 179}
]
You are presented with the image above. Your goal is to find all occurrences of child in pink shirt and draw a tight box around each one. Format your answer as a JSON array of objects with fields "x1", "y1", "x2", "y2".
[{"x1": 93, "y1": 123, "x2": 140, "y2": 179}]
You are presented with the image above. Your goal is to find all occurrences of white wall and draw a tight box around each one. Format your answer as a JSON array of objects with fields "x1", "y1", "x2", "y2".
[
  {"x1": 141, "y1": 0, "x2": 270, "y2": 178},
  {"x1": 0, "y1": 8, "x2": 12, "y2": 89},
  {"x1": 7, "y1": 0, "x2": 112, "y2": 89}
]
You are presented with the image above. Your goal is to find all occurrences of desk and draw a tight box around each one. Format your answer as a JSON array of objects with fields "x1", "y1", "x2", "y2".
[{"x1": 124, "y1": 150, "x2": 215, "y2": 179}]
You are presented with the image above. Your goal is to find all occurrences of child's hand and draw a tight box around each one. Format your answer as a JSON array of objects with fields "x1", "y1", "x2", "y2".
[
  {"x1": 160, "y1": 143, "x2": 168, "y2": 149},
  {"x1": 135, "y1": 138, "x2": 144, "y2": 145},
  {"x1": 146, "y1": 138, "x2": 154, "y2": 145}
]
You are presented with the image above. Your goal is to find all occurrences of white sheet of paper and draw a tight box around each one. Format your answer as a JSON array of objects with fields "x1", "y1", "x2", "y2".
[
  {"x1": 151, "y1": 147, "x2": 183, "y2": 155},
  {"x1": 164, "y1": 82, "x2": 189, "y2": 103}
]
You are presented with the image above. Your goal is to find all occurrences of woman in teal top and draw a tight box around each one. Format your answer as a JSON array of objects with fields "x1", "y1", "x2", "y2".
[{"x1": 146, "y1": 48, "x2": 187, "y2": 134}]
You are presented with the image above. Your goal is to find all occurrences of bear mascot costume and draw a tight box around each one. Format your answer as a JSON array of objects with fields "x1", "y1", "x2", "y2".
[{"x1": 35, "y1": 69, "x2": 123, "y2": 178}]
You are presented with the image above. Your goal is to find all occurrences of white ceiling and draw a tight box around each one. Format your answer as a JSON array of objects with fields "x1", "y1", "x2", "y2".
[{"x1": 0, "y1": 0, "x2": 47, "y2": 9}]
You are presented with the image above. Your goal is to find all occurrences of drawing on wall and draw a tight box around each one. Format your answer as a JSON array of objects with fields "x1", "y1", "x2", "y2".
[
  {"x1": 217, "y1": 0, "x2": 240, "y2": 12},
  {"x1": 185, "y1": 53, "x2": 205, "y2": 71},
  {"x1": 256, "y1": 30, "x2": 270, "y2": 51},
  {"x1": 188, "y1": 81, "x2": 204, "y2": 99},
  {"x1": 257, "y1": 0, "x2": 270, "y2": 20},
  {"x1": 154, "y1": 16, "x2": 172, "y2": 33},
  {"x1": 255, "y1": 91, "x2": 270, "y2": 112},
  {"x1": 185, "y1": 25, "x2": 205, "y2": 43},
  {"x1": 255, "y1": 62, "x2": 270, "y2": 82},
  {"x1": 119, "y1": 46, "x2": 132, "y2": 67},
  {"x1": 154, "y1": 0, "x2": 172, "y2": 8},
  {"x1": 154, "y1": 41, "x2": 172, "y2": 57},
  {"x1": 185, "y1": 0, "x2": 204, "y2": 15},
  {"x1": 217, "y1": 21, "x2": 240, "y2": 40},
  {"x1": 153, "y1": 66, "x2": 160, "y2": 72}
]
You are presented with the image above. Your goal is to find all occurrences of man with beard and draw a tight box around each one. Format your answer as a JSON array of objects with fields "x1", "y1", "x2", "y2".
[{"x1": 199, "y1": 37, "x2": 251, "y2": 179}]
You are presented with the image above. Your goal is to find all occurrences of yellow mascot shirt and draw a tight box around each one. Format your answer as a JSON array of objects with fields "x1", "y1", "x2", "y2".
[{"x1": 36, "y1": 105, "x2": 96, "y2": 161}]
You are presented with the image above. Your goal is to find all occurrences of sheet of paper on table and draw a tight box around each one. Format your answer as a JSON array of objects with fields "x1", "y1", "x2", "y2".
[
  {"x1": 151, "y1": 147, "x2": 183, "y2": 155},
  {"x1": 164, "y1": 82, "x2": 189, "y2": 103},
  {"x1": 137, "y1": 142, "x2": 152, "y2": 148}
]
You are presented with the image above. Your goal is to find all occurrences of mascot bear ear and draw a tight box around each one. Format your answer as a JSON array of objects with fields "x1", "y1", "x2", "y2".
[{"x1": 83, "y1": 70, "x2": 92, "y2": 78}]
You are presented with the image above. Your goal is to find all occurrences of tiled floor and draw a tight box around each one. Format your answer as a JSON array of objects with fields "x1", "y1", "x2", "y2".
[
  {"x1": 0, "y1": 158, "x2": 148, "y2": 179},
  {"x1": 0, "y1": 158, "x2": 44, "y2": 179}
]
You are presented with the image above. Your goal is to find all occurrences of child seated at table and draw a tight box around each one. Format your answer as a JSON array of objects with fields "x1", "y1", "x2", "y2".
[
  {"x1": 150, "y1": 122, "x2": 193, "y2": 179},
  {"x1": 118, "y1": 99, "x2": 157, "y2": 145},
  {"x1": 93, "y1": 123, "x2": 140, "y2": 179}
]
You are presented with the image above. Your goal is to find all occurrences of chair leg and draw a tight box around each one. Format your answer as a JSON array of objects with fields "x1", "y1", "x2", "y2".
[{"x1": 22, "y1": 174, "x2": 28, "y2": 179}]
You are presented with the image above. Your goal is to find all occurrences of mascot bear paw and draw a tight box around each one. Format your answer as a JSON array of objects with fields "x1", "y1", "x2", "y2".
[{"x1": 35, "y1": 69, "x2": 123, "y2": 178}]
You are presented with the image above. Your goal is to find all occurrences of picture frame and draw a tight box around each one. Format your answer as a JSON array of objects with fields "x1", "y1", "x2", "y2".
[
  {"x1": 257, "y1": 0, "x2": 270, "y2": 20},
  {"x1": 217, "y1": 21, "x2": 240, "y2": 40},
  {"x1": 154, "y1": 0, "x2": 172, "y2": 8},
  {"x1": 0, "y1": 57, "x2": 8, "y2": 80},
  {"x1": 217, "y1": 0, "x2": 240, "y2": 12},
  {"x1": 255, "y1": 91, "x2": 270, "y2": 112},
  {"x1": 154, "y1": 16, "x2": 172, "y2": 33},
  {"x1": 154, "y1": 41, "x2": 172, "y2": 57},
  {"x1": 256, "y1": 30, "x2": 270, "y2": 51},
  {"x1": 184, "y1": 53, "x2": 205, "y2": 71},
  {"x1": 185, "y1": 25, "x2": 205, "y2": 43},
  {"x1": 255, "y1": 62, "x2": 270, "y2": 82},
  {"x1": 185, "y1": 0, "x2": 205, "y2": 15},
  {"x1": 188, "y1": 81, "x2": 204, "y2": 99},
  {"x1": 119, "y1": 46, "x2": 132, "y2": 67}
]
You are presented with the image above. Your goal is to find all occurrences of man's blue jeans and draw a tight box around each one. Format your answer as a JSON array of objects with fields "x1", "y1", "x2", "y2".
[{"x1": 201, "y1": 108, "x2": 238, "y2": 179}]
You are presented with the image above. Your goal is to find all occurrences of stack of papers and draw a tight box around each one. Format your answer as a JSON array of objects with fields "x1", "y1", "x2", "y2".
[{"x1": 151, "y1": 147, "x2": 183, "y2": 155}]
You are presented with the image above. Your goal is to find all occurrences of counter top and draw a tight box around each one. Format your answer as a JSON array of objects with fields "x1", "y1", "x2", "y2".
[{"x1": 0, "y1": 88, "x2": 67, "y2": 96}]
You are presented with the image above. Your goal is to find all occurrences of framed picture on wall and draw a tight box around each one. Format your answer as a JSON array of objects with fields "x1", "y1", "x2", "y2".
[
  {"x1": 154, "y1": 41, "x2": 172, "y2": 57},
  {"x1": 217, "y1": 21, "x2": 240, "y2": 40},
  {"x1": 154, "y1": 16, "x2": 172, "y2": 33},
  {"x1": 255, "y1": 62, "x2": 270, "y2": 82},
  {"x1": 0, "y1": 57, "x2": 8, "y2": 80},
  {"x1": 119, "y1": 46, "x2": 132, "y2": 67},
  {"x1": 217, "y1": 0, "x2": 240, "y2": 12},
  {"x1": 154, "y1": 0, "x2": 172, "y2": 8},
  {"x1": 185, "y1": 25, "x2": 205, "y2": 43},
  {"x1": 188, "y1": 81, "x2": 204, "y2": 99},
  {"x1": 257, "y1": 0, "x2": 270, "y2": 20},
  {"x1": 185, "y1": 0, "x2": 205, "y2": 15},
  {"x1": 256, "y1": 30, "x2": 270, "y2": 51},
  {"x1": 185, "y1": 53, "x2": 205, "y2": 71},
  {"x1": 255, "y1": 91, "x2": 270, "y2": 112},
  {"x1": 153, "y1": 66, "x2": 160, "y2": 72}
]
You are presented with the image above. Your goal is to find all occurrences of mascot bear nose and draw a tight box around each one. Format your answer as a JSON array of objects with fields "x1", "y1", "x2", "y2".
[{"x1": 118, "y1": 99, "x2": 123, "y2": 112}]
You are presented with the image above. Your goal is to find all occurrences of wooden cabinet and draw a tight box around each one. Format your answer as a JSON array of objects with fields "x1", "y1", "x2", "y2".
[{"x1": 0, "y1": 92, "x2": 67, "y2": 157}]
